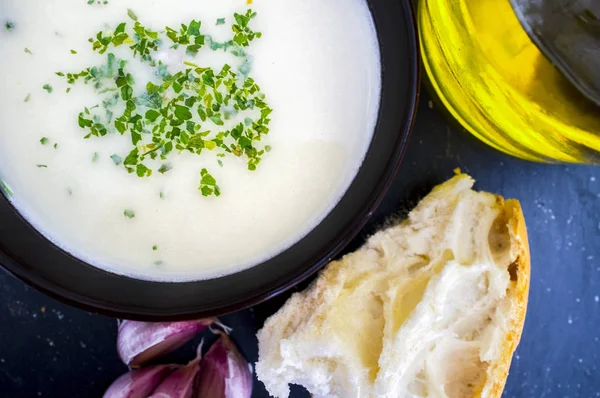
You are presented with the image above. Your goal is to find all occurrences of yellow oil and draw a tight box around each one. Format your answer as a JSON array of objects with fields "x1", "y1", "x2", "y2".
[{"x1": 418, "y1": 0, "x2": 600, "y2": 163}]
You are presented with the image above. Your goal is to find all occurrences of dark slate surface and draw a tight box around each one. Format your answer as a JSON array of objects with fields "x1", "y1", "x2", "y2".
[{"x1": 1, "y1": 91, "x2": 599, "y2": 398}]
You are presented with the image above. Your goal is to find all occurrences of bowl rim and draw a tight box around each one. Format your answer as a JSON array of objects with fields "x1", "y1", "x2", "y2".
[{"x1": 0, "y1": 0, "x2": 420, "y2": 321}]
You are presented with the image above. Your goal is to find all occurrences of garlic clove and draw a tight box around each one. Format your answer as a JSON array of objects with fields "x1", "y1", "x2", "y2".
[
  {"x1": 148, "y1": 355, "x2": 202, "y2": 398},
  {"x1": 118, "y1": 319, "x2": 213, "y2": 367},
  {"x1": 103, "y1": 364, "x2": 177, "y2": 398},
  {"x1": 196, "y1": 333, "x2": 253, "y2": 398}
]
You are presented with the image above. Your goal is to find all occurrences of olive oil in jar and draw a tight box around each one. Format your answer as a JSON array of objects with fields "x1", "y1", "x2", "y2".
[{"x1": 418, "y1": 0, "x2": 600, "y2": 163}]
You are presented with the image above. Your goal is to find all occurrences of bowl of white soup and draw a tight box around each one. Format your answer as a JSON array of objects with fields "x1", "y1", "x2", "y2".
[{"x1": 0, "y1": 0, "x2": 418, "y2": 319}]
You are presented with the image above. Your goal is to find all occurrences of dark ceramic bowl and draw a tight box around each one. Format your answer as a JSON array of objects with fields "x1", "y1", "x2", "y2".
[{"x1": 0, "y1": 0, "x2": 419, "y2": 321}]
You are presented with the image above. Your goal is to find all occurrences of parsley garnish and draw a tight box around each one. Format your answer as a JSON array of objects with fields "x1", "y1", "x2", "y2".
[
  {"x1": 40, "y1": 137, "x2": 49, "y2": 145},
  {"x1": 127, "y1": 9, "x2": 138, "y2": 21},
  {"x1": 110, "y1": 154, "x2": 122, "y2": 165},
  {"x1": 0, "y1": 179, "x2": 13, "y2": 196},
  {"x1": 42, "y1": 84, "x2": 53, "y2": 94},
  {"x1": 158, "y1": 163, "x2": 171, "y2": 174},
  {"x1": 123, "y1": 209, "x2": 135, "y2": 219},
  {"x1": 152, "y1": 245, "x2": 158, "y2": 251},
  {"x1": 232, "y1": 10, "x2": 262, "y2": 46},
  {"x1": 24, "y1": 48, "x2": 33, "y2": 55},
  {"x1": 199, "y1": 168, "x2": 220, "y2": 197},
  {"x1": 5, "y1": 21, "x2": 15, "y2": 31},
  {"x1": 55, "y1": 10, "x2": 271, "y2": 198}
]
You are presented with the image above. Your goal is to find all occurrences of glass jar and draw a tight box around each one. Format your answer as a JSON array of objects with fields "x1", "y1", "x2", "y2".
[{"x1": 418, "y1": 0, "x2": 600, "y2": 163}]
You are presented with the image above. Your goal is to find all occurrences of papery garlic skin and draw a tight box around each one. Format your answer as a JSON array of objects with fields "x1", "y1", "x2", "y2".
[
  {"x1": 110, "y1": 320, "x2": 251, "y2": 398},
  {"x1": 196, "y1": 334, "x2": 253, "y2": 398},
  {"x1": 103, "y1": 365, "x2": 176, "y2": 398},
  {"x1": 148, "y1": 357, "x2": 202, "y2": 398},
  {"x1": 117, "y1": 319, "x2": 213, "y2": 367}
]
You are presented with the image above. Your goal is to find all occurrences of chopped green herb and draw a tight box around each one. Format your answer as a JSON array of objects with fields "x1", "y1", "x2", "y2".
[
  {"x1": 5, "y1": 21, "x2": 15, "y2": 31},
  {"x1": 37, "y1": 164, "x2": 48, "y2": 168},
  {"x1": 154, "y1": 260, "x2": 164, "y2": 266},
  {"x1": 159, "y1": 191, "x2": 166, "y2": 199},
  {"x1": 199, "y1": 168, "x2": 220, "y2": 197},
  {"x1": 232, "y1": 10, "x2": 262, "y2": 47},
  {"x1": 123, "y1": 209, "x2": 135, "y2": 218},
  {"x1": 127, "y1": 9, "x2": 138, "y2": 21},
  {"x1": 110, "y1": 154, "x2": 122, "y2": 165},
  {"x1": 24, "y1": 48, "x2": 33, "y2": 55},
  {"x1": 216, "y1": 18, "x2": 226, "y2": 25},
  {"x1": 54, "y1": 143, "x2": 59, "y2": 149},
  {"x1": 136, "y1": 163, "x2": 152, "y2": 177},
  {"x1": 42, "y1": 84, "x2": 53, "y2": 94},
  {"x1": 70, "y1": 49, "x2": 78, "y2": 54},
  {"x1": 0, "y1": 179, "x2": 13, "y2": 196},
  {"x1": 158, "y1": 163, "x2": 171, "y2": 174},
  {"x1": 24, "y1": 94, "x2": 31, "y2": 102},
  {"x1": 92, "y1": 152, "x2": 99, "y2": 162},
  {"x1": 152, "y1": 244, "x2": 158, "y2": 251},
  {"x1": 40, "y1": 137, "x2": 49, "y2": 145},
  {"x1": 54, "y1": 10, "x2": 270, "y2": 198}
]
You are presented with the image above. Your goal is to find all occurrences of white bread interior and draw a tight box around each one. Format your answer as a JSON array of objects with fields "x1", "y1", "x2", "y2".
[{"x1": 255, "y1": 174, "x2": 530, "y2": 398}]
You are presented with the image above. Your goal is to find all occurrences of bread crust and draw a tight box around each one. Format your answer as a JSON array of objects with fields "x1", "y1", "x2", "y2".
[{"x1": 481, "y1": 199, "x2": 531, "y2": 398}]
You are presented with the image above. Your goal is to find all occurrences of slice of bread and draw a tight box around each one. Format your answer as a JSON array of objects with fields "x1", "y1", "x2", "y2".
[{"x1": 256, "y1": 174, "x2": 530, "y2": 398}]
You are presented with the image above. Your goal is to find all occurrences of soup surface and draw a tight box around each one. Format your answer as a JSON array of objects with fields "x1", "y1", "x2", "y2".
[{"x1": 0, "y1": 0, "x2": 381, "y2": 280}]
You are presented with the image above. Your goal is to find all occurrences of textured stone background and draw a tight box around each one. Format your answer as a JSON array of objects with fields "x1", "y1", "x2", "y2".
[{"x1": 1, "y1": 90, "x2": 599, "y2": 398}]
